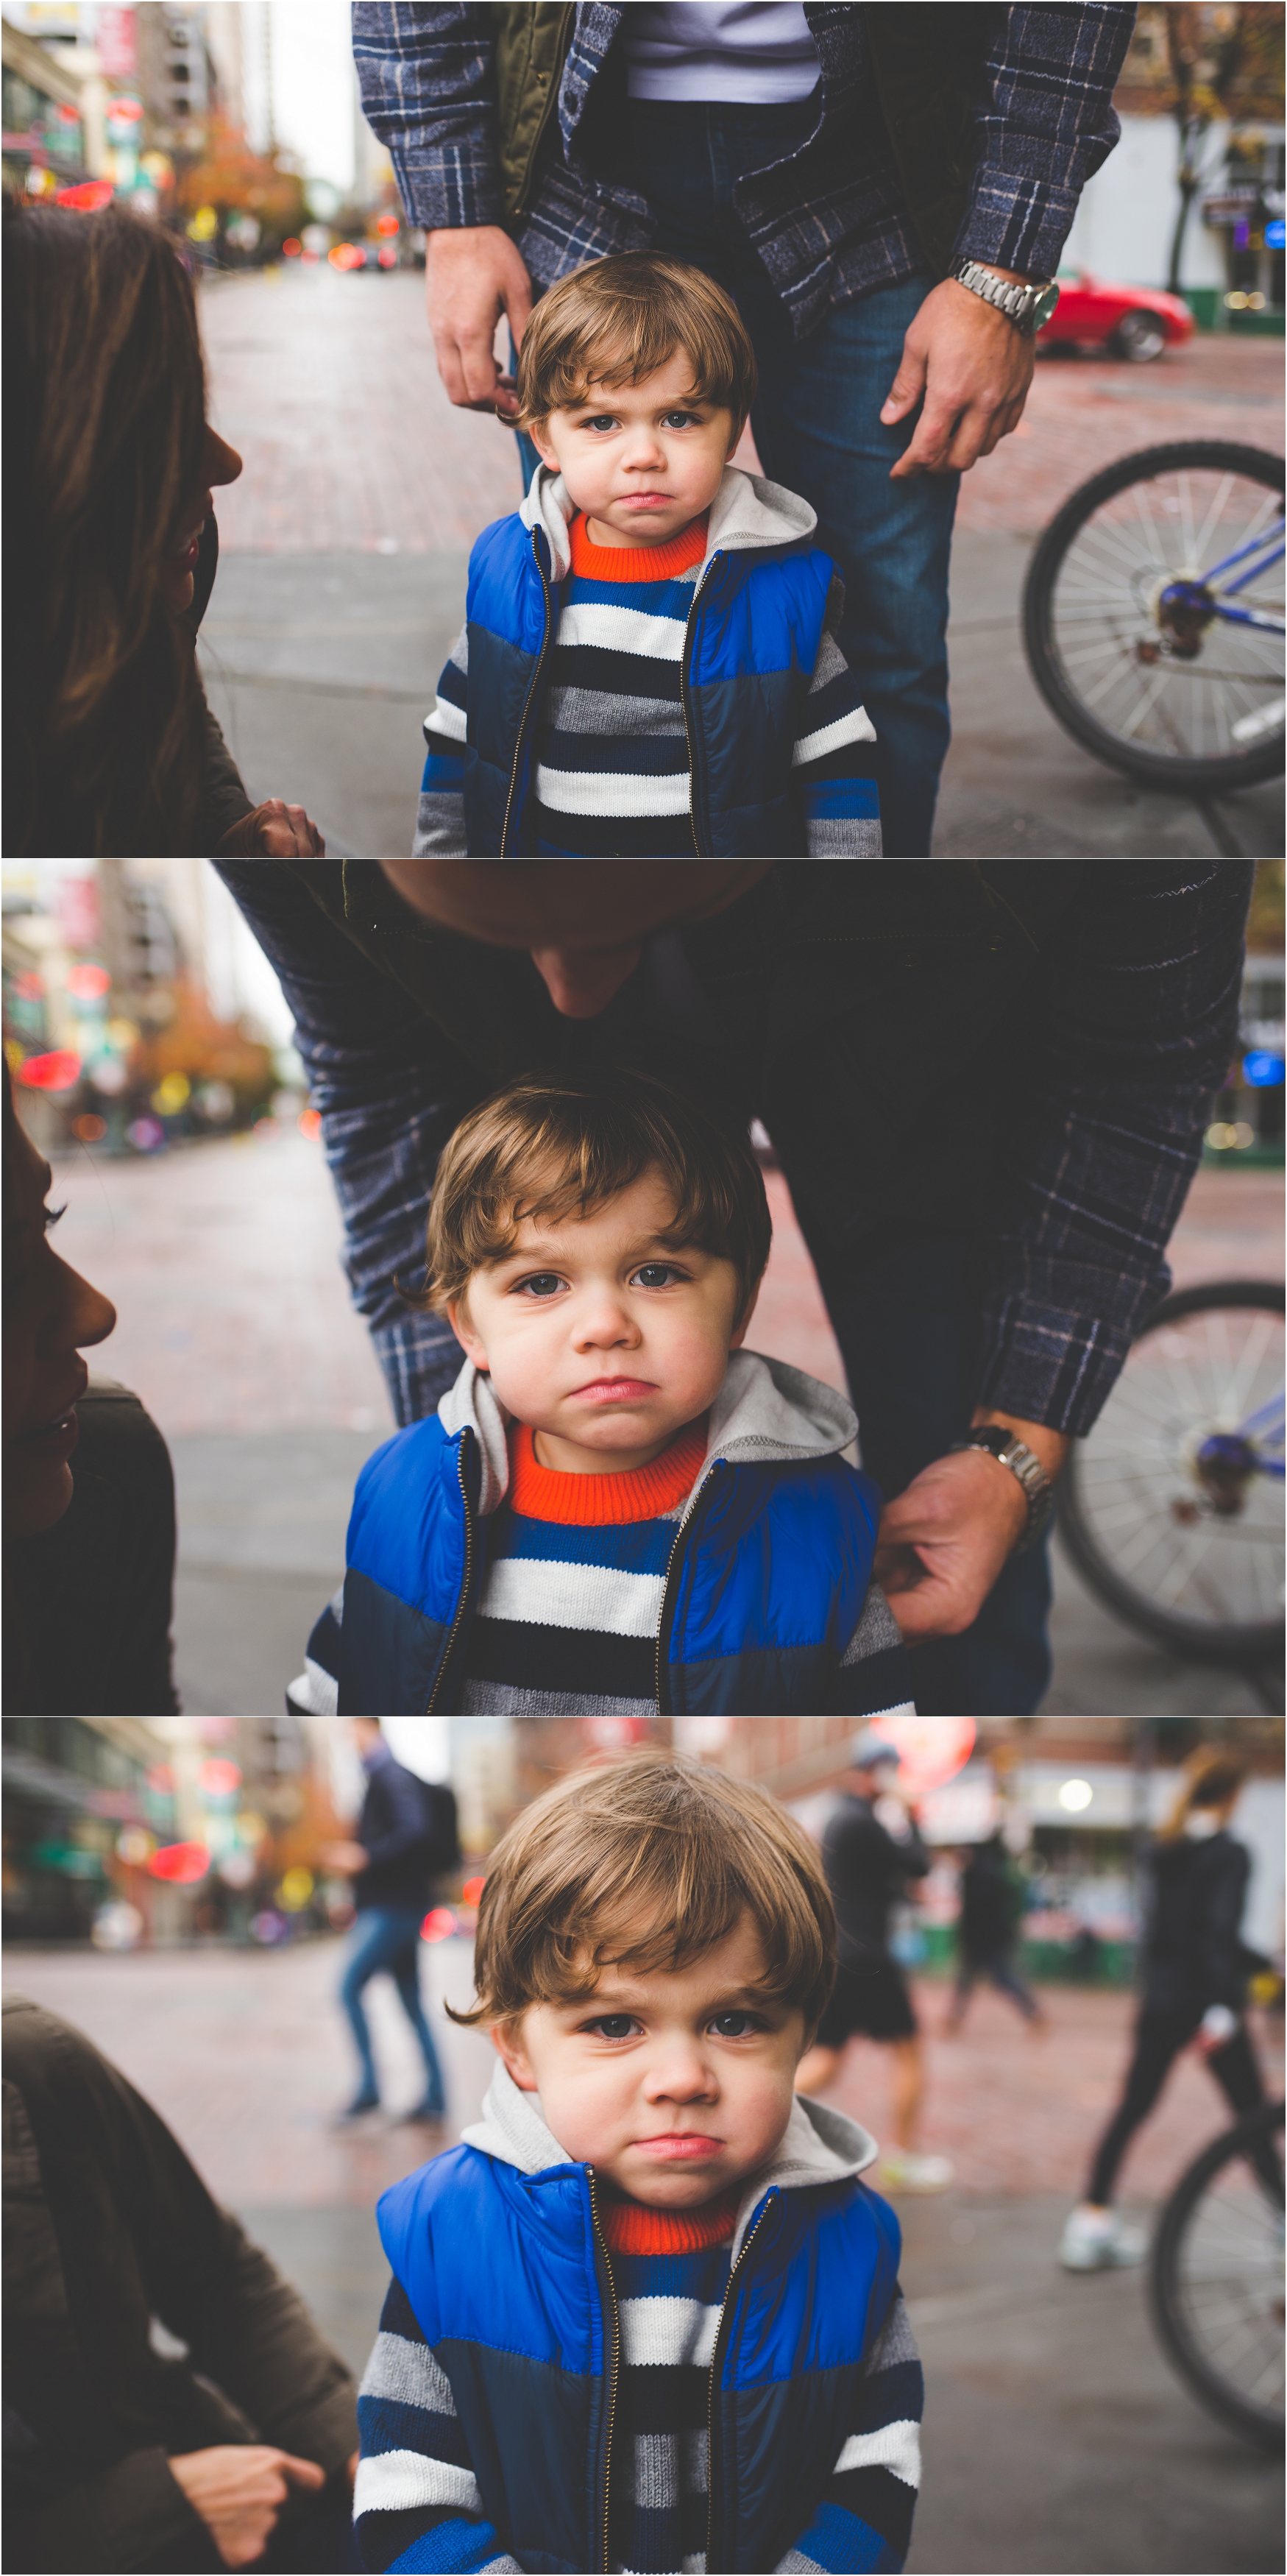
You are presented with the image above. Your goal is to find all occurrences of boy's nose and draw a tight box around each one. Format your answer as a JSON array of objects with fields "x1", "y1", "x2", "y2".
[
  {"x1": 574, "y1": 1301, "x2": 640, "y2": 1348},
  {"x1": 642, "y1": 2050, "x2": 717, "y2": 2103}
]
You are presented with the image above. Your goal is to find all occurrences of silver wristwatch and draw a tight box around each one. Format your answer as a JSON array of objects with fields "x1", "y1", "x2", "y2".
[
  {"x1": 949, "y1": 1426, "x2": 1054, "y2": 1551},
  {"x1": 951, "y1": 258, "x2": 1060, "y2": 338}
]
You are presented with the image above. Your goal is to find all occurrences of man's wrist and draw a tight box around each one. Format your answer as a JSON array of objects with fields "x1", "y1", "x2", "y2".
[{"x1": 971, "y1": 1411, "x2": 1069, "y2": 1481}]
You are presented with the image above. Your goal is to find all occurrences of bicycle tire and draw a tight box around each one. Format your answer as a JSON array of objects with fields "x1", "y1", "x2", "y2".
[
  {"x1": 1056, "y1": 1280, "x2": 1286, "y2": 1665},
  {"x1": 1024, "y1": 441, "x2": 1286, "y2": 793},
  {"x1": 1149, "y1": 2100, "x2": 1284, "y2": 2453}
]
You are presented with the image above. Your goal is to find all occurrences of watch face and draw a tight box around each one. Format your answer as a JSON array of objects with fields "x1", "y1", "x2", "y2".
[{"x1": 1033, "y1": 283, "x2": 1060, "y2": 328}]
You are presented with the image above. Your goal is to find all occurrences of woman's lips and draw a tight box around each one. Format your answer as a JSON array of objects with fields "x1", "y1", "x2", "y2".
[
  {"x1": 574, "y1": 1379, "x2": 659, "y2": 1403},
  {"x1": 633, "y1": 2134, "x2": 724, "y2": 2160},
  {"x1": 15, "y1": 1408, "x2": 80, "y2": 1459}
]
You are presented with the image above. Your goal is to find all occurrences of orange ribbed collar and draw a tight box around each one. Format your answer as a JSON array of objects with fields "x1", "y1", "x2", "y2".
[
  {"x1": 507, "y1": 1418, "x2": 706, "y2": 1526},
  {"x1": 598, "y1": 2183, "x2": 740, "y2": 2254},
  {"x1": 568, "y1": 509, "x2": 709, "y2": 584}
]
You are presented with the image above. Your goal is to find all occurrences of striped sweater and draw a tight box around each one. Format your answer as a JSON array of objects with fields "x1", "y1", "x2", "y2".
[
  {"x1": 355, "y1": 2165, "x2": 923, "y2": 2575},
  {"x1": 458, "y1": 1419, "x2": 916, "y2": 1720},
  {"x1": 415, "y1": 475, "x2": 882, "y2": 859}
]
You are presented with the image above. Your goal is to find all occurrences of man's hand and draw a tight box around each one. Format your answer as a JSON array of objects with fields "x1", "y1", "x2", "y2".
[
  {"x1": 876, "y1": 1413, "x2": 1069, "y2": 1641},
  {"x1": 320, "y1": 1841, "x2": 368, "y2": 1875},
  {"x1": 215, "y1": 802, "x2": 325, "y2": 856},
  {"x1": 169, "y1": 2446, "x2": 325, "y2": 2570},
  {"x1": 425, "y1": 225, "x2": 534, "y2": 417},
  {"x1": 882, "y1": 272, "x2": 1037, "y2": 479}
]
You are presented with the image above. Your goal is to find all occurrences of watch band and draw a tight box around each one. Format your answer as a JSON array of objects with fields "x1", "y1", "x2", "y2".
[
  {"x1": 949, "y1": 1427, "x2": 1054, "y2": 1552},
  {"x1": 951, "y1": 258, "x2": 1059, "y2": 338}
]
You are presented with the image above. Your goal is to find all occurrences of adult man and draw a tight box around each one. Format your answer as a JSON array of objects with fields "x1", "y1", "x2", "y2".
[
  {"x1": 216, "y1": 856, "x2": 1252, "y2": 1716},
  {"x1": 352, "y1": 2, "x2": 1135, "y2": 857},
  {"x1": 4, "y1": 1995, "x2": 358, "y2": 2573},
  {"x1": 795, "y1": 1730, "x2": 951, "y2": 2193},
  {"x1": 321, "y1": 1719, "x2": 457, "y2": 2122}
]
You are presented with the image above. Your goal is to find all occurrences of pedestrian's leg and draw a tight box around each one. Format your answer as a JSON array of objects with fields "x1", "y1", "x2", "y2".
[
  {"x1": 1085, "y1": 2016, "x2": 1186, "y2": 2207},
  {"x1": 338, "y1": 1913, "x2": 393, "y2": 2108},
  {"x1": 943, "y1": 1963, "x2": 975, "y2": 2034},
  {"x1": 988, "y1": 1950, "x2": 1045, "y2": 2025},
  {"x1": 389, "y1": 1922, "x2": 447, "y2": 2117},
  {"x1": 888, "y1": 2036, "x2": 924, "y2": 2152},
  {"x1": 795, "y1": 2043, "x2": 845, "y2": 2096},
  {"x1": 1205, "y1": 2025, "x2": 1280, "y2": 2195}
]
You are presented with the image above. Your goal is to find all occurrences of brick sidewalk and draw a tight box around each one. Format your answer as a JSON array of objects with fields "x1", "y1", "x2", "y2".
[{"x1": 200, "y1": 267, "x2": 1283, "y2": 556}]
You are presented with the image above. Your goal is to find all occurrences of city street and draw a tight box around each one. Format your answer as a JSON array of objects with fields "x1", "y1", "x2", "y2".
[
  {"x1": 48, "y1": 1117, "x2": 1286, "y2": 1719},
  {"x1": 196, "y1": 266, "x2": 1283, "y2": 860},
  {"x1": 7, "y1": 1939, "x2": 1282, "y2": 2574}
]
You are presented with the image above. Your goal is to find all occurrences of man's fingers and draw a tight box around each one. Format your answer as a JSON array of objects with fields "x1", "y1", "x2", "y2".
[
  {"x1": 889, "y1": 402, "x2": 967, "y2": 480},
  {"x1": 880, "y1": 345, "x2": 928, "y2": 424},
  {"x1": 274, "y1": 2453, "x2": 327, "y2": 2489}
]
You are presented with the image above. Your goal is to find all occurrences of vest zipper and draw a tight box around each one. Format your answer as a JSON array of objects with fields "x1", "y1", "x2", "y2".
[
  {"x1": 705, "y1": 2195, "x2": 775, "y2": 2569},
  {"x1": 652, "y1": 1470, "x2": 714, "y2": 1715},
  {"x1": 500, "y1": 534, "x2": 555, "y2": 854},
  {"x1": 425, "y1": 1443, "x2": 475, "y2": 1714},
  {"x1": 586, "y1": 2170, "x2": 620, "y2": 2574},
  {"x1": 680, "y1": 556, "x2": 720, "y2": 857}
]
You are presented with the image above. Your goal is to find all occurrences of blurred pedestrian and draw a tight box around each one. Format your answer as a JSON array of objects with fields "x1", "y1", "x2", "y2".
[
  {"x1": 795, "y1": 1730, "x2": 953, "y2": 2193},
  {"x1": 2, "y1": 1061, "x2": 180, "y2": 1713},
  {"x1": 354, "y1": 2, "x2": 1136, "y2": 857},
  {"x1": 217, "y1": 856, "x2": 1252, "y2": 1719},
  {"x1": 322, "y1": 1719, "x2": 457, "y2": 2124},
  {"x1": 1060, "y1": 1746, "x2": 1272, "y2": 2273},
  {"x1": 3, "y1": 1994, "x2": 358, "y2": 2574},
  {"x1": 942, "y1": 1833, "x2": 1047, "y2": 2035},
  {"x1": 4, "y1": 200, "x2": 325, "y2": 857}
]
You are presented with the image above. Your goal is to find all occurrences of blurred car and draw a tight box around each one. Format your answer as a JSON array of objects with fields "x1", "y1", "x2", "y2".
[{"x1": 1039, "y1": 272, "x2": 1196, "y2": 362}]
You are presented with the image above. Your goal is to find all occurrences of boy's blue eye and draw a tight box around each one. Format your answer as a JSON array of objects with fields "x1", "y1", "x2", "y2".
[
  {"x1": 711, "y1": 2011, "x2": 761, "y2": 2037},
  {"x1": 584, "y1": 414, "x2": 617, "y2": 433},
  {"x1": 515, "y1": 1273, "x2": 565, "y2": 1298},
  {"x1": 630, "y1": 1263, "x2": 682, "y2": 1289},
  {"x1": 661, "y1": 411, "x2": 700, "y2": 428},
  {"x1": 589, "y1": 2014, "x2": 637, "y2": 2040}
]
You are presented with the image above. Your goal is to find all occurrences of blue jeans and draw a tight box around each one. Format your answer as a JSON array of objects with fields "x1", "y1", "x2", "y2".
[
  {"x1": 515, "y1": 95, "x2": 957, "y2": 858},
  {"x1": 340, "y1": 1907, "x2": 445, "y2": 2109}
]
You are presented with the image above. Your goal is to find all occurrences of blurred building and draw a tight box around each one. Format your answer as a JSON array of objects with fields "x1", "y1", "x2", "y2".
[{"x1": 2, "y1": 3, "x2": 104, "y2": 194}]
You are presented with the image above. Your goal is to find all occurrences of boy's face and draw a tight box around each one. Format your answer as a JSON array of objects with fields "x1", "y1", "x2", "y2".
[
  {"x1": 529, "y1": 349, "x2": 737, "y2": 549},
  {"x1": 447, "y1": 1164, "x2": 757, "y2": 1476},
  {"x1": 493, "y1": 1913, "x2": 806, "y2": 2208}
]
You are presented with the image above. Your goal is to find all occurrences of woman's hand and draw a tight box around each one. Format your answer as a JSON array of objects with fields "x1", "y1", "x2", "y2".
[
  {"x1": 168, "y1": 2445, "x2": 325, "y2": 2569},
  {"x1": 216, "y1": 801, "x2": 326, "y2": 855}
]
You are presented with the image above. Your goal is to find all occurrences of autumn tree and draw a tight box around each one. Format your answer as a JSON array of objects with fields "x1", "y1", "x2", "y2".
[
  {"x1": 1162, "y1": 2, "x2": 1287, "y2": 291},
  {"x1": 175, "y1": 116, "x2": 306, "y2": 251}
]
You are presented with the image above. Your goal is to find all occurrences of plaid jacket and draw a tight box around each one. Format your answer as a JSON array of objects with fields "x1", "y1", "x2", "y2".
[{"x1": 352, "y1": 3, "x2": 1135, "y2": 335}]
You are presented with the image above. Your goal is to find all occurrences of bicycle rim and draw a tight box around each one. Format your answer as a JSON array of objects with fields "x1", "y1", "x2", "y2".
[
  {"x1": 1057, "y1": 1288, "x2": 1285, "y2": 1659},
  {"x1": 1026, "y1": 442, "x2": 1285, "y2": 791},
  {"x1": 1151, "y1": 2105, "x2": 1285, "y2": 2451}
]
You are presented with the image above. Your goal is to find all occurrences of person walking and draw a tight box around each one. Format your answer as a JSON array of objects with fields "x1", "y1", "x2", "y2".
[
  {"x1": 322, "y1": 1720, "x2": 457, "y2": 2124},
  {"x1": 795, "y1": 1730, "x2": 953, "y2": 2193},
  {"x1": 1060, "y1": 1746, "x2": 1272, "y2": 2272},
  {"x1": 352, "y1": 2, "x2": 1134, "y2": 857},
  {"x1": 943, "y1": 1833, "x2": 1047, "y2": 2035}
]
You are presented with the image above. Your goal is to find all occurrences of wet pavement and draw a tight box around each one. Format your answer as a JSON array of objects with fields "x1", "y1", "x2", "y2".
[{"x1": 7, "y1": 1940, "x2": 1281, "y2": 2573}]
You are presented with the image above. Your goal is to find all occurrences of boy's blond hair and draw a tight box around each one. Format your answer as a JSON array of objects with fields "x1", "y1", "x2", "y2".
[
  {"x1": 514, "y1": 252, "x2": 758, "y2": 439},
  {"x1": 447, "y1": 1751, "x2": 837, "y2": 2042},
  {"x1": 416, "y1": 1067, "x2": 771, "y2": 1330}
]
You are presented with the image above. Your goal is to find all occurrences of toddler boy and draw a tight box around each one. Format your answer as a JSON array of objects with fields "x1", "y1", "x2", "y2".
[
  {"x1": 297, "y1": 1069, "x2": 915, "y2": 1719},
  {"x1": 414, "y1": 251, "x2": 882, "y2": 857},
  {"x1": 354, "y1": 1752, "x2": 923, "y2": 2573}
]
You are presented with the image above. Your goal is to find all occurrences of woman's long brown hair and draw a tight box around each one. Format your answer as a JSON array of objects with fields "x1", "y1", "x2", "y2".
[{"x1": 4, "y1": 201, "x2": 209, "y2": 854}]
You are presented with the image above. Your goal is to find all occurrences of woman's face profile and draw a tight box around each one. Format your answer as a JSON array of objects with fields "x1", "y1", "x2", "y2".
[
  {"x1": 160, "y1": 422, "x2": 244, "y2": 614},
  {"x1": 3, "y1": 1100, "x2": 116, "y2": 1536}
]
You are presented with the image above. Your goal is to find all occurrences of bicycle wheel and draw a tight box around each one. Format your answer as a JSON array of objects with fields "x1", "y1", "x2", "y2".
[
  {"x1": 1150, "y1": 2100, "x2": 1284, "y2": 2453},
  {"x1": 1057, "y1": 1281, "x2": 1285, "y2": 1663},
  {"x1": 1024, "y1": 442, "x2": 1285, "y2": 792}
]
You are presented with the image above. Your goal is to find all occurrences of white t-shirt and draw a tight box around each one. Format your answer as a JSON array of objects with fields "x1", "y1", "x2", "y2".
[{"x1": 623, "y1": 3, "x2": 821, "y2": 105}]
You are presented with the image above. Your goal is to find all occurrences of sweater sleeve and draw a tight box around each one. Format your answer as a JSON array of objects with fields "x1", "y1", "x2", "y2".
[
  {"x1": 831, "y1": 1581, "x2": 916, "y2": 1718},
  {"x1": 414, "y1": 626, "x2": 469, "y2": 856},
  {"x1": 795, "y1": 579, "x2": 882, "y2": 855},
  {"x1": 355, "y1": 2276, "x2": 522, "y2": 2574},
  {"x1": 774, "y1": 2289, "x2": 923, "y2": 2574}
]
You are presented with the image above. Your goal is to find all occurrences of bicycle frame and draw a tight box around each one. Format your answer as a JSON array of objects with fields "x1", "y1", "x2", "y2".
[{"x1": 1162, "y1": 516, "x2": 1286, "y2": 636}]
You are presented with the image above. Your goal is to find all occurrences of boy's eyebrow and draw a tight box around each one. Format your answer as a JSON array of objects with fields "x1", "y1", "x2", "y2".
[
  {"x1": 488, "y1": 1228, "x2": 699, "y2": 1271},
  {"x1": 561, "y1": 1980, "x2": 779, "y2": 2015}
]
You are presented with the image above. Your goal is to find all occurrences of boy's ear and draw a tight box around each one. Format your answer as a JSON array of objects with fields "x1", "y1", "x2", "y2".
[
  {"x1": 491, "y1": 2020, "x2": 539, "y2": 2090},
  {"x1": 729, "y1": 1274, "x2": 762, "y2": 1351},
  {"x1": 447, "y1": 1296, "x2": 489, "y2": 1368},
  {"x1": 528, "y1": 418, "x2": 558, "y2": 470}
]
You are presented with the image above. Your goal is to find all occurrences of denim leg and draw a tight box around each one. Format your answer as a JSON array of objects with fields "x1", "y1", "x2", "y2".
[
  {"x1": 213, "y1": 863, "x2": 468, "y2": 1424},
  {"x1": 338, "y1": 1909, "x2": 399, "y2": 2098},
  {"x1": 389, "y1": 1930, "x2": 447, "y2": 2112}
]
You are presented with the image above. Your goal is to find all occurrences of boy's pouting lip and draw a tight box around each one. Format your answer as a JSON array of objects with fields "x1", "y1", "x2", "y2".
[{"x1": 492, "y1": 1912, "x2": 806, "y2": 2207}]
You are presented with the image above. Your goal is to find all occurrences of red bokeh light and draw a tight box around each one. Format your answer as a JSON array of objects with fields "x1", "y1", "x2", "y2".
[
  {"x1": 65, "y1": 963, "x2": 112, "y2": 1000},
  {"x1": 13, "y1": 971, "x2": 43, "y2": 999},
  {"x1": 329, "y1": 241, "x2": 365, "y2": 271},
  {"x1": 377, "y1": 245, "x2": 397, "y2": 268},
  {"x1": 282, "y1": 236, "x2": 302, "y2": 258},
  {"x1": 873, "y1": 1717, "x2": 976, "y2": 1800},
  {"x1": 297, "y1": 1105, "x2": 322, "y2": 1140},
  {"x1": 55, "y1": 180, "x2": 114, "y2": 212},
  {"x1": 17, "y1": 1050, "x2": 82, "y2": 1091},
  {"x1": 461, "y1": 1875, "x2": 486, "y2": 1907},
  {"x1": 421, "y1": 1906, "x2": 458, "y2": 1943},
  {"x1": 375, "y1": 213, "x2": 400, "y2": 236},
  {"x1": 72, "y1": 1114, "x2": 107, "y2": 1144},
  {"x1": 146, "y1": 1764, "x2": 175, "y2": 1795},
  {"x1": 199, "y1": 1758, "x2": 242, "y2": 1799},
  {"x1": 148, "y1": 1841, "x2": 210, "y2": 1885}
]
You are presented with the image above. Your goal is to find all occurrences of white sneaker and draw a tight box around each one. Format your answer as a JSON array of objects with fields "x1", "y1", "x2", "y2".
[
  {"x1": 879, "y1": 2150, "x2": 955, "y2": 2194},
  {"x1": 1058, "y1": 2205, "x2": 1148, "y2": 2271}
]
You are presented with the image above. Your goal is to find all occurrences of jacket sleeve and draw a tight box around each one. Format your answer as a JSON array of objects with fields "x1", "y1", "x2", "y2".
[
  {"x1": 832, "y1": 1581, "x2": 916, "y2": 1718},
  {"x1": 774, "y1": 2287, "x2": 923, "y2": 2573},
  {"x1": 954, "y1": 4, "x2": 1136, "y2": 280},
  {"x1": 795, "y1": 581, "x2": 882, "y2": 854},
  {"x1": 362, "y1": 1766, "x2": 433, "y2": 1872},
  {"x1": 352, "y1": 4, "x2": 506, "y2": 232},
  {"x1": 974, "y1": 861, "x2": 1252, "y2": 1435},
  {"x1": 7, "y1": 2447, "x2": 223, "y2": 2576},
  {"x1": 414, "y1": 626, "x2": 469, "y2": 856},
  {"x1": 355, "y1": 2274, "x2": 522, "y2": 2573},
  {"x1": 194, "y1": 690, "x2": 256, "y2": 854}
]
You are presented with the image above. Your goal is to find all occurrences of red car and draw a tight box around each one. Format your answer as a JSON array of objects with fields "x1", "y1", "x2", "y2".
[{"x1": 1038, "y1": 272, "x2": 1196, "y2": 362}]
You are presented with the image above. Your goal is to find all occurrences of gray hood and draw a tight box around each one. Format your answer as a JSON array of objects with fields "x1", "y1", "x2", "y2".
[
  {"x1": 461, "y1": 2060, "x2": 879, "y2": 2262},
  {"x1": 520, "y1": 461, "x2": 818, "y2": 586},
  {"x1": 437, "y1": 1347, "x2": 857, "y2": 1519}
]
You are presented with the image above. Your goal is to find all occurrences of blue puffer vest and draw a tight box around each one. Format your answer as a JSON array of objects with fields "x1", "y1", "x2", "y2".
[
  {"x1": 322, "y1": 1352, "x2": 882, "y2": 1717},
  {"x1": 463, "y1": 465, "x2": 838, "y2": 856},
  {"x1": 377, "y1": 2076, "x2": 904, "y2": 2575}
]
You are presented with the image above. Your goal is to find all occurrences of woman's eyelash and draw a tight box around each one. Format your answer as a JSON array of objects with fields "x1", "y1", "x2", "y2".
[{"x1": 44, "y1": 1204, "x2": 67, "y2": 1231}]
